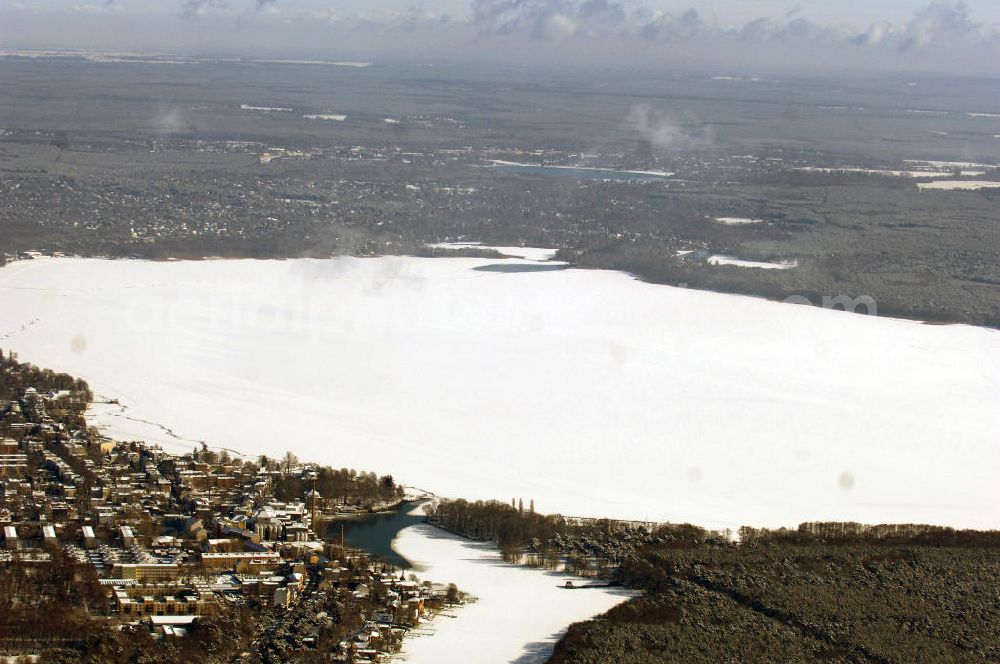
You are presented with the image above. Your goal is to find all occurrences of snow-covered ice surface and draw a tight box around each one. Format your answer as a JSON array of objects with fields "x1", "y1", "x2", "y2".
[
  {"x1": 1, "y1": 256, "x2": 999, "y2": 530},
  {"x1": 393, "y1": 507, "x2": 634, "y2": 663},
  {"x1": 86, "y1": 400, "x2": 209, "y2": 454}
]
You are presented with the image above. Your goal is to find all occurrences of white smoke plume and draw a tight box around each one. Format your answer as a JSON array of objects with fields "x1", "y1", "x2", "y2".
[
  {"x1": 626, "y1": 105, "x2": 712, "y2": 153},
  {"x1": 154, "y1": 108, "x2": 190, "y2": 134}
]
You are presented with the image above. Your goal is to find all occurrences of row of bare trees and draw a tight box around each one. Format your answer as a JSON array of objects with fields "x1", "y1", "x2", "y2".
[{"x1": 739, "y1": 521, "x2": 1000, "y2": 547}]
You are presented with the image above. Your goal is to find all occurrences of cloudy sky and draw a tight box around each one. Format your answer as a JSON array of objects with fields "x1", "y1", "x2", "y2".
[{"x1": 2, "y1": 0, "x2": 999, "y2": 74}]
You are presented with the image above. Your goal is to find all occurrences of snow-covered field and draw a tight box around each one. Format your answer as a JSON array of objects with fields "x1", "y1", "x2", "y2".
[
  {"x1": 902, "y1": 159, "x2": 996, "y2": 170},
  {"x1": 795, "y1": 166, "x2": 984, "y2": 178},
  {"x1": 252, "y1": 60, "x2": 371, "y2": 68},
  {"x1": 240, "y1": 104, "x2": 293, "y2": 112},
  {"x1": 917, "y1": 180, "x2": 1000, "y2": 191},
  {"x1": 303, "y1": 114, "x2": 347, "y2": 122},
  {"x1": 393, "y1": 506, "x2": 633, "y2": 664},
  {"x1": 489, "y1": 160, "x2": 673, "y2": 178},
  {"x1": 1, "y1": 256, "x2": 998, "y2": 530},
  {"x1": 707, "y1": 255, "x2": 798, "y2": 270},
  {"x1": 711, "y1": 217, "x2": 765, "y2": 225}
]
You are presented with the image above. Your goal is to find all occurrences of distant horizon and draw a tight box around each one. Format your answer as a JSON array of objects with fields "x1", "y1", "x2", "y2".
[
  {"x1": 2, "y1": 45, "x2": 1000, "y2": 81},
  {"x1": 2, "y1": 0, "x2": 1000, "y2": 77}
]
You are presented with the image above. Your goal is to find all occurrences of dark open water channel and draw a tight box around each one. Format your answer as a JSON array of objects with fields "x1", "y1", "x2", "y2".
[{"x1": 325, "y1": 500, "x2": 428, "y2": 569}]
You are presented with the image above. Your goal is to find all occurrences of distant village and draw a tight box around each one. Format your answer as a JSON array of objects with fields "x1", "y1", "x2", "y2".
[
  {"x1": 0, "y1": 348, "x2": 463, "y2": 663},
  {"x1": 0, "y1": 128, "x2": 813, "y2": 264}
]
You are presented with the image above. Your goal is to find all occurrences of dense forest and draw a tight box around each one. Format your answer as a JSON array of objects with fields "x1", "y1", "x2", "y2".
[
  {"x1": 425, "y1": 498, "x2": 1000, "y2": 663},
  {"x1": 552, "y1": 540, "x2": 1000, "y2": 664},
  {"x1": 550, "y1": 524, "x2": 1000, "y2": 663}
]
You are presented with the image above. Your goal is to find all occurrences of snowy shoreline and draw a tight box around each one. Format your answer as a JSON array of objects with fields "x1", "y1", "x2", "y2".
[{"x1": 392, "y1": 506, "x2": 635, "y2": 664}]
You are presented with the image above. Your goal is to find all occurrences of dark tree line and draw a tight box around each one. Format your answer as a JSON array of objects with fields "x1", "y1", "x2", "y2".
[
  {"x1": 739, "y1": 521, "x2": 1000, "y2": 547},
  {"x1": 0, "y1": 348, "x2": 92, "y2": 402},
  {"x1": 425, "y1": 499, "x2": 714, "y2": 572},
  {"x1": 271, "y1": 461, "x2": 403, "y2": 507},
  {"x1": 426, "y1": 498, "x2": 563, "y2": 547},
  {"x1": 0, "y1": 348, "x2": 92, "y2": 429}
]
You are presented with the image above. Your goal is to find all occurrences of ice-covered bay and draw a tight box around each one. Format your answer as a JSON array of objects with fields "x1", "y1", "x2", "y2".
[{"x1": 1, "y1": 256, "x2": 998, "y2": 530}]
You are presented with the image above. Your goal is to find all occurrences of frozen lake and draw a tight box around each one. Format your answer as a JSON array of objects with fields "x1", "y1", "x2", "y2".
[{"x1": 1, "y1": 256, "x2": 998, "y2": 530}]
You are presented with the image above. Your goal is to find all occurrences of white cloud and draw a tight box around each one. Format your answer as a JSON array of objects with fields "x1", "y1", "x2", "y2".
[
  {"x1": 899, "y1": 1, "x2": 980, "y2": 50},
  {"x1": 465, "y1": 0, "x2": 994, "y2": 52},
  {"x1": 180, "y1": 0, "x2": 227, "y2": 19}
]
